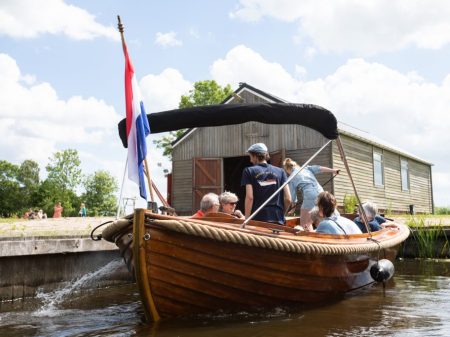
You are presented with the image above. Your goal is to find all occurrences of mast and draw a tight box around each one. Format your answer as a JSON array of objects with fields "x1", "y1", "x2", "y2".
[{"x1": 117, "y1": 15, "x2": 155, "y2": 206}]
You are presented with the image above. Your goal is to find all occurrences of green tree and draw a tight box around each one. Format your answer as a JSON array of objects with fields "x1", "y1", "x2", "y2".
[
  {"x1": 154, "y1": 80, "x2": 233, "y2": 159},
  {"x1": 18, "y1": 159, "x2": 40, "y2": 209},
  {"x1": 82, "y1": 170, "x2": 118, "y2": 216},
  {"x1": 45, "y1": 149, "x2": 82, "y2": 215},
  {"x1": 0, "y1": 161, "x2": 22, "y2": 217},
  {"x1": 179, "y1": 80, "x2": 233, "y2": 108},
  {"x1": 46, "y1": 149, "x2": 82, "y2": 191}
]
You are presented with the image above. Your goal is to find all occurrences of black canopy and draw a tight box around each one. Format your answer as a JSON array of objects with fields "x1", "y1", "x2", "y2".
[{"x1": 118, "y1": 103, "x2": 338, "y2": 148}]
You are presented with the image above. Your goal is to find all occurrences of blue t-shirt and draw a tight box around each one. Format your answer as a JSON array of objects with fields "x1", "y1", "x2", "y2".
[
  {"x1": 288, "y1": 165, "x2": 323, "y2": 204},
  {"x1": 241, "y1": 163, "x2": 287, "y2": 224},
  {"x1": 354, "y1": 215, "x2": 386, "y2": 233}
]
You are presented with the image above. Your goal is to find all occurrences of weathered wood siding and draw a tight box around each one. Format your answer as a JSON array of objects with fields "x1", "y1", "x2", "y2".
[
  {"x1": 332, "y1": 135, "x2": 432, "y2": 213},
  {"x1": 172, "y1": 122, "x2": 328, "y2": 161},
  {"x1": 171, "y1": 119, "x2": 330, "y2": 214},
  {"x1": 237, "y1": 90, "x2": 273, "y2": 104},
  {"x1": 172, "y1": 160, "x2": 192, "y2": 215}
]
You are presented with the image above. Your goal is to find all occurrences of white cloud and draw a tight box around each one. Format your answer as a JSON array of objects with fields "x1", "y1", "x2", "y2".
[
  {"x1": 139, "y1": 68, "x2": 192, "y2": 112},
  {"x1": 231, "y1": 0, "x2": 450, "y2": 55},
  {"x1": 210, "y1": 45, "x2": 450, "y2": 205},
  {"x1": 210, "y1": 45, "x2": 299, "y2": 101},
  {"x1": 155, "y1": 32, "x2": 182, "y2": 48},
  {"x1": 0, "y1": 53, "x2": 186, "y2": 206},
  {"x1": 0, "y1": 0, "x2": 118, "y2": 40},
  {"x1": 0, "y1": 53, "x2": 121, "y2": 173}
]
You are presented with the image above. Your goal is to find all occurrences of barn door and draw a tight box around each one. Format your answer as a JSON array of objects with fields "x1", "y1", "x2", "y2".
[
  {"x1": 193, "y1": 158, "x2": 222, "y2": 211},
  {"x1": 269, "y1": 149, "x2": 285, "y2": 167}
]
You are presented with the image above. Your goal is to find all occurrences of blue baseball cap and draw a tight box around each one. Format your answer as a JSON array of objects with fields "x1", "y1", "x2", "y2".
[{"x1": 247, "y1": 143, "x2": 268, "y2": 154}]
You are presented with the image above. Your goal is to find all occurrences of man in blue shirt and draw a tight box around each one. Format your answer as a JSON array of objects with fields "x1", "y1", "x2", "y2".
[{"x1": 241, "y1": 143, "x2": 291, "y2": 224}]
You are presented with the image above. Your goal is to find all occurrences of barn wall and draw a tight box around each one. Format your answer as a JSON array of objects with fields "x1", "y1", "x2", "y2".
[
  {"x1": 170, "y1": 87, "x2": 433, "y2": 215},
  {"x1": 172, "y1": 122, "x2": 328, "y2": 161},
  {"x1": 332, "y1": 135, "x2": 433, "y2": 213},
  {"x1": 171, "y1": 119, "x2": 330, "y2": 214},
  {"x1": 171, "y1": 160, "x2": 192, "y2": 215}
]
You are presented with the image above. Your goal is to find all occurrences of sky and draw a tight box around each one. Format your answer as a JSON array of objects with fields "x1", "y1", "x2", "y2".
[{"x1": 0, "y1": 0, "x2": 449, "y2": 209}]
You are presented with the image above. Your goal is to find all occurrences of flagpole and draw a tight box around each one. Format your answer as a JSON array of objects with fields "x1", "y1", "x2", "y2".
[
  {"x1": 118, "y1": 15, "x2": 156, "y2": 207},
  {"x1": 116, "y1": 156, "x2": 128, "y2": 219},
  {"x1": 143, "y1": 158, "x2": 155, "y2": 203}
]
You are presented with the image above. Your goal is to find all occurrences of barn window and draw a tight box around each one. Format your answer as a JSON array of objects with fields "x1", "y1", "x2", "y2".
[
  {"x1": 401, "y1": 158, "x2": 409, "y2": 191},
  {"x1": 373, "y1": 149, "x2": 384, "y2": 187}
]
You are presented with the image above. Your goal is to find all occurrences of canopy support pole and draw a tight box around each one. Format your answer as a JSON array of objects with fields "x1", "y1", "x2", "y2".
[
  {"x1": 335, "y1": 136, "x2": 371, "y2": 235},
  {"x1": 241, "y1": 140, "x2": 332, "y2": 229},
  {"x1": 143, "y1": 158, "x2": 155, "y2": 204}
]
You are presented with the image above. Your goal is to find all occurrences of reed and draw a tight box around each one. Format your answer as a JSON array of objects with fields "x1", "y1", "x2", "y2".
[{"x1": 407, "y1": 216, "x2": 449, "y2": 258}]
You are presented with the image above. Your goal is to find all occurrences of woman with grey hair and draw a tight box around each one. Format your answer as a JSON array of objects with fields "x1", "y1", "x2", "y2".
[
  {"x1": 354, "y1": 201, "x2": 386, "y2": 233},
  {"x1": 219, "y1": 191, "x2": 245, "y2": 219}
]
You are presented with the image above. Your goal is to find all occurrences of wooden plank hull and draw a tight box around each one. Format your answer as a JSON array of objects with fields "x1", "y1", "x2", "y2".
[{"x1": 103, "y1": 210, "x2": 407, "y2": 321}]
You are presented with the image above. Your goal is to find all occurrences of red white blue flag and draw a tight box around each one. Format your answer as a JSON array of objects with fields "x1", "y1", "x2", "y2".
[{"x1": 122, "y1": 39, "x2": 150, "y2": 200}]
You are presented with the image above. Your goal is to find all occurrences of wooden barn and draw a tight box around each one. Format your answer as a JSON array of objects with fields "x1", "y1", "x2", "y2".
[{"x1": 169, "y1": 83, "x2": 434, "y2": 215}]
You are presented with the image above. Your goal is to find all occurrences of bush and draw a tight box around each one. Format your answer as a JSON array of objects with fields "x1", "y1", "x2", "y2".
[
  {"x1": 436, "y1": 207, "x2": 450, "y2": 215},
  {"x1": 343, "y1": 194, "x2": 358, "y2": 213}
]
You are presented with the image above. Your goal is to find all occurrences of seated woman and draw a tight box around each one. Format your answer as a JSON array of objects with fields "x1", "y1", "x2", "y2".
[
  {"x1": 354, "y1": 202, "x2": 386, "y2": 233},
  {"x1": 316, "y1": 192, "x2": 362, "y2": 235},
  {"x1": 219, "y1": 191, "x2": 245, "y2": 219}
]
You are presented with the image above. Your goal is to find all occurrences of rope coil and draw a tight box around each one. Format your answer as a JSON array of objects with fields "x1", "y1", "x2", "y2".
[{"x1": 147, "y1": 218, "x2": 409, "y2": 256}]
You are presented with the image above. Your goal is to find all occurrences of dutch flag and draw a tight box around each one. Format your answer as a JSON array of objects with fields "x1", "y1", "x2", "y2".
[{"x1": 122, "y1": 39, "x2": 150, "y2": 200}]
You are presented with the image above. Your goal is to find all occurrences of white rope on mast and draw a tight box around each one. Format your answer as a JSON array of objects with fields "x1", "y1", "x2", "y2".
[{"x1": 116, "y1": 156, "x2": 128, "y2": 219}]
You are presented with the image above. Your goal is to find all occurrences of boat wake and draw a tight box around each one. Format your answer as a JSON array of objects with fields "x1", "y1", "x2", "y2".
[{"x1": 33, "y1": 259, "x2": 123, "y2": 317}]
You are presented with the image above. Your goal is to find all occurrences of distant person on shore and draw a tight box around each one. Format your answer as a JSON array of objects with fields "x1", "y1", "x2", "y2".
[
  {"x1": 24, "y1": 208, "x2": 33, "y2": 219},
  {"x1": 192, "y1": 193, "x2": 220, "y2": 218},
  {"x1": 53, "y1": 202, "x2": 63, "y2": 218},
  {"x1": 219, "y1": 191, "x2": 245, "y2": 219},
  {"x1": 39, "y1": 209, "x2": 47, "y2": 219},
  {"x1": 79, "y1": 203, "x2": 87, "y2": 217},
  {"x1": 354, "y1": 201, "x2": 386, "y2": 233}
]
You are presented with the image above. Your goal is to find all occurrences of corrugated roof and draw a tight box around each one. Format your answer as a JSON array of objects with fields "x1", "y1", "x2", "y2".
[{"x1": 338, "y1": 121, "x2": 432, "y2": 165}]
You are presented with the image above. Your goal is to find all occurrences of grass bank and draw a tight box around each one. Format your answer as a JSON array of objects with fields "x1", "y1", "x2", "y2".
[{"x1": 396, "y1": 215, "x2": 450, "y2": 259}]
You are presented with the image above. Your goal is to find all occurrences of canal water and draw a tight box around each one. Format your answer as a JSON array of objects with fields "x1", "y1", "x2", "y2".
[{"x1": 1, "y1": 259, "x2": 449, "y2": 337}]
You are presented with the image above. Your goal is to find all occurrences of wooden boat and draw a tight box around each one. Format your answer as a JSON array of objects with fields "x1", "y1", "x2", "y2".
[{"x1": 98, "y1": 103, "x2": 410, "y2": 321}]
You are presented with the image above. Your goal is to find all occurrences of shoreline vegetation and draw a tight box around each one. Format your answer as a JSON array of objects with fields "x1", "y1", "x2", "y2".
[{"x1": 0, "y1": 217, "x2": 114, "y2": 238}]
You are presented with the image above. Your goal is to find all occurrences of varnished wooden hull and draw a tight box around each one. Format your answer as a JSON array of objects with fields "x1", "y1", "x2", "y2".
[{"x1": 102, "y1": 210, "x2": 408, "y2": 321}]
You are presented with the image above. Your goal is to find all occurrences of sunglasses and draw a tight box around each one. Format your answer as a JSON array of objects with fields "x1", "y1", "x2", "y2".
[{"x1": 228, "y1": 202, "x2": 238, "y2": 205}]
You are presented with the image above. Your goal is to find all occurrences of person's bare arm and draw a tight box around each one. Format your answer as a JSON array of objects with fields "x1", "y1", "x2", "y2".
[
  {"x1": 320, "y1": 166, "x2": 340, "y2": 174},
  {"x1": 283, "y1": 184, "x2": 292, "y2": 214},
  {"x1": 245, "y1": 184, "x2": 254, "y2": 219}
]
